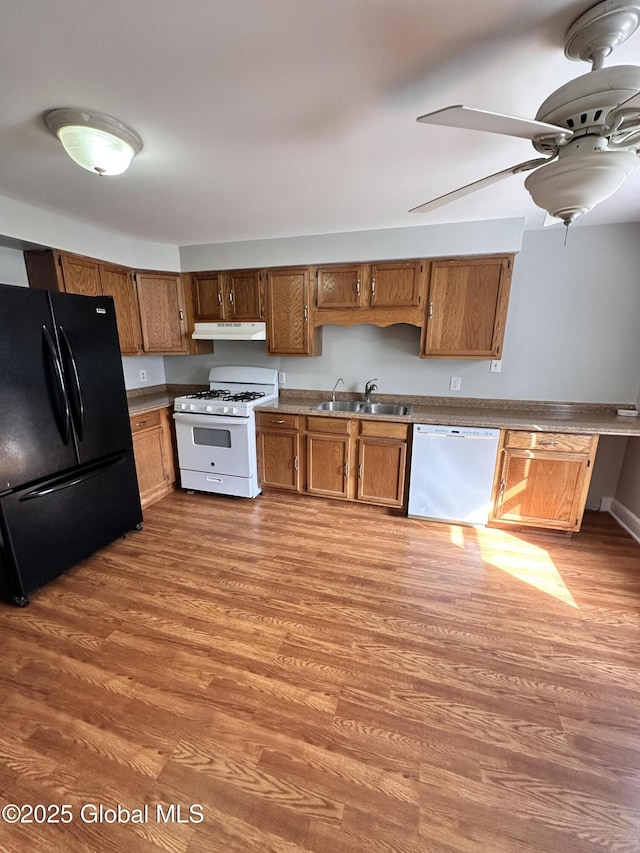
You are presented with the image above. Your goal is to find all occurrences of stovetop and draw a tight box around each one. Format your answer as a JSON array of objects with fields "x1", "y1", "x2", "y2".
[
  {"x1": 174, "y1": 367, "x2": 278, "y2": 417},
  {"x1": 185, "y1": 389, "x2": 267, "y2": 403}
]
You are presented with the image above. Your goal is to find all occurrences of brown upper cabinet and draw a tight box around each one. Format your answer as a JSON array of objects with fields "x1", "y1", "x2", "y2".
[
  {"x1": 264, "y1": 266, "x2": 320, "y2": 356},
  {"x1": 421, "y1": 255, "x2": 513, "y2": 359},
  {"x1": 313, "y1": 260, "x2": 427, "y2": 328},
  {"x1": 191, "y1": 269, "x2": 263, "y2": 322},
  {"x1": 24, "y1": 249, "x2": 208, "y2": 357}
]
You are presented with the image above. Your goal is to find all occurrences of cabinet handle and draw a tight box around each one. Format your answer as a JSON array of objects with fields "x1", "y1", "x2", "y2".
[
  {"x1": 294, "y1": 455, "x2": 299, "y2": 470},
  {"x1": 538, "y1": 439, "x2": 559, "y2": 446},
  {"x1": 358, "y1": 463, "x2": 363, "y2": 478},
  {"x1": 229, "y1": 291, "x2": 234, "y2": 303},
  {"x1": 272, "y1": 419, "x2": 285, "y2": 424},
  {"x1": 499, "y1": 478, "x2": 506, "y2": 495},
  {"x1": 356, "y1": 280, "x2": 361, "y2": 296},
  {"x1": 179, "y1": 309, "x2": 184, "y2": 322},
  {"x1": 428, "y1": 302, "x2": 434, "y2": 319},
  {"x1": 304, "y1": 306, "x2": 308, "y2": 320},
  {"x1": 371, "y1": 278, "x2": 376, "y2": 296},
  {"x1": 135, "y1": 420, "x2": 148, "y2": 427},
  {"x1": 217, "y1": 292, "x2": 223, "y2": 305},
  {"x1": 344, "y1": 462, "x2": 349, "y2": 476}
]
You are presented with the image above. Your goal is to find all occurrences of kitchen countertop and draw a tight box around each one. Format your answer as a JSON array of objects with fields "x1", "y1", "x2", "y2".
[
  {"x1": 255, "y1": 391, "x2": 640, "y2": 436},
  {"x1": 126, "y1": 384, "x2": 205, "y2": 415}
]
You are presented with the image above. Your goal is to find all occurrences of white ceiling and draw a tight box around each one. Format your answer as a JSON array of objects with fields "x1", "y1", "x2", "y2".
[{"x1": 1, "y1": 0, "x2": 639, "y2": 246}]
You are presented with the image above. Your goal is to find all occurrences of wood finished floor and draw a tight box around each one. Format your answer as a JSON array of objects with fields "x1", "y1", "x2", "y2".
[{"x1": 1, "y1": 490, "x2": 640, "y2": 852}]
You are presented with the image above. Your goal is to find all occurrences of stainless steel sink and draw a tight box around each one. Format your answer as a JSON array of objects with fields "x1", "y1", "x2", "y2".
[
  {"x1": 313, "y1": 400, "x2": 363, "y2": 412},
  {"x1": 360, "y1": 403, "x2": 412, "y2": 416}
]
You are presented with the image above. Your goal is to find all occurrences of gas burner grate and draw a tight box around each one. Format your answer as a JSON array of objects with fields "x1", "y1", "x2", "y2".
[
  {"x1": 223, "y1": 391, "x2": 266, "y2": 402},
  {"x1": 186, "y1": 389, "x2": 230, "y2": 400}
]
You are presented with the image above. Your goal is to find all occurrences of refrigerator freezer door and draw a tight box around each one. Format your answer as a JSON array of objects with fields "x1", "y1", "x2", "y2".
[
  {"x1": 51, "y1": 291, "x2": 134, "y2": 465},
  {"x1": 0, "y1": 451, "x2": 142, "y2": 603},
  {"x1": 0, "y1": 284, "x2": 78, "y2": 492}
]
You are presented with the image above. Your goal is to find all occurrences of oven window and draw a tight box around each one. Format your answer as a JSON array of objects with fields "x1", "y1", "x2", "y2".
[{"x1": 193, "y1": 427, "x2": 232, "y2": 448}]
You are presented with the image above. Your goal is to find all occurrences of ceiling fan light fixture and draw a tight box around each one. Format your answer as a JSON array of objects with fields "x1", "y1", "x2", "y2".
[
  {"x1": 524, "y1": 149, "x2": 638, "y2": 225},
  {"x1": 45, "y1": 108, "x2": 142, "y2": 176}
]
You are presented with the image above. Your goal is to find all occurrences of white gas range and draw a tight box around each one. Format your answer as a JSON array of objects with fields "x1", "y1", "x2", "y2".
[{"x1": 173, "y1": 366, "x2": 279, "y2": 498}]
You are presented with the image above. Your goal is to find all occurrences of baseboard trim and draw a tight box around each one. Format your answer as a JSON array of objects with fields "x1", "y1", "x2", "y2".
[
  {"x1": 600, "y1": 496, "x2": 613, "y2": 512},
  {"x1": 609, "y1": 498, "x2": 640, "y2": 545}
]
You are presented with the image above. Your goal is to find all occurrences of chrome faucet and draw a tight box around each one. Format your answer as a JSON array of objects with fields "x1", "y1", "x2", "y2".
[
  {"x1": 331, "y1": 377, "x2": 344, "y2": 402},
  {"x1": 364, "y1": 379, "x2": 378, "y2": 403}
]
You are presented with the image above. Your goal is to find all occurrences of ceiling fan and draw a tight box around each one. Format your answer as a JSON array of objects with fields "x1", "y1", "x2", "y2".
[{"x1": 411, "y1": 0, "x2": 640, "y2": 226}]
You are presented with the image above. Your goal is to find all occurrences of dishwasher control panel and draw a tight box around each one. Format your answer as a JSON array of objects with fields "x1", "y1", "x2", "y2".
[{"x1": 414, "y1": 424, "x2": 500, "y2": 439}]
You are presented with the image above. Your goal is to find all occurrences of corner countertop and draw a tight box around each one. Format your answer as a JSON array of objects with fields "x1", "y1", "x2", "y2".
[
  {"x1": 126, "y1": 384, "x2": 206, "y2": 415},
  {"x1": 255, "y1": 391, "x2": 640, "y2": 436}
]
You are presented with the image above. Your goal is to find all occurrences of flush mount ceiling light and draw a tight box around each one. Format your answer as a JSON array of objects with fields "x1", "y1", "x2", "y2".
[{"x1": 45, "y1": 108, "x2": 143, "y2": 176}]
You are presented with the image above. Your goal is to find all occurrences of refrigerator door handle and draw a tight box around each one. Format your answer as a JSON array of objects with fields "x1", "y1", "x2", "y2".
[
  {"x1": 42, "y1": 324, "x2": 71, "y2": 445},
  {"x1": 58, "y1": 325, "x2": 85, "y2": 440},
  {"x1": 19, "y1": 454, "x2": 127, "y2": 502}
]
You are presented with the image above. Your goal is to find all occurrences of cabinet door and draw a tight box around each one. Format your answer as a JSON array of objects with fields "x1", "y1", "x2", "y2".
[
  {"x1": 257, "y1": 429, "x2": 301, "y2": 491},
  {"x1": 423, "y1": 256, "x2": 512, "y2": 358},
  {"x1": 306, "y1": 433, "x2": 351, "y2": 498},
  {"x1": 136, "y1": 273, "x2": 188, "y2": 353},
  {"x1": 130, "y1": 409, "x2": 175, "y2": 509},
  {"x1": 192, "y1": 274, "x2": 225, "y2": 321},
  {"x1": 99, "y1": 265, "x2": 142, "y2": 355},
  {"x1": 370, "y1": 261, "x2": 424, "y2": 308},
  {"x1": 265, "y1": 267, "x2": 313, "y2": 355},
  {"x1": 228, "y1": 270, "x2": 263, "y2": 320},
  {"x1": 357, "y1": 437, "x2": 407, "y2": 507},
  {"x1": 316, "y1": 265, "x2": 363, "y2": 309},
  {"x1": 493, "y1": 450, "x2": 590, "y2": 530},
  {"x1": 58, "y1": 253, "x2": 102, "y2": 297}
]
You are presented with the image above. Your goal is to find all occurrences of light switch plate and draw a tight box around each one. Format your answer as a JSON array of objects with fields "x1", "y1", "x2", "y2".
[
  {"x1": 490, "y1": 360, "x2": 502, "y2": 373},
  {"x1": 449, "y1": 376, "x2": 461, "y2": 391}
]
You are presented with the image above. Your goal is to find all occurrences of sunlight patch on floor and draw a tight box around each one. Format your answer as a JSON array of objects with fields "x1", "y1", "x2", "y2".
[{"x1": 449, "y1": 524, "x2": 578, "y2": 608}]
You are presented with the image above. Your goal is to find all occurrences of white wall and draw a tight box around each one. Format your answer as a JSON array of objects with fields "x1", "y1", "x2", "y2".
[
  {"x1": 166, "y1": 222, "x2": 640, "y2": 404},
  {"x1": 0, "y1": 192, "x2": 180, "y2": 271},
  {"x1": 0, "y1": 246, "x2": 28, "y2": 286},
  {"x1": 122, "y1": 356, "x2": 166, "y2": 389},
  {"x1": 180, "y1": 218, "x2": 524, "y2": 270}
]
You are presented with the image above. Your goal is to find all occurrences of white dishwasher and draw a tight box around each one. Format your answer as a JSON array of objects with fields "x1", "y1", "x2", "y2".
[{"x1": 408, "y1": 424, "x2": 500, "y2": 525}]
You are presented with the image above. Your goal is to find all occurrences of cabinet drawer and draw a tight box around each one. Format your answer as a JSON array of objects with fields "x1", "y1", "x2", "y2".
[
  {"x1": 359, "y1": 420, "x2": 409, "y2": 440},
  {"x1": 129, "y1": 410, "x2": 162, "y2": 434},
  {"x1": 504, "y1": 430, "x2": 594, "y2": 454},
  {"x1": 256, "y1": 412, "x2": 299, "y2": 430},
  {"x1": 306, "y1": 415, "x2": 351, "y2": 435}
]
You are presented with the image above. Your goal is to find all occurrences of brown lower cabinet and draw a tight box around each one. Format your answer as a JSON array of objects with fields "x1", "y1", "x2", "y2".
[
  {"x1": 256, "y1": 413, "x2": 302, "y2": 491},
  {"x1": 130, "y1": 407, "x2": 176, "y2": 509},
  {"x1": 257, "y1": 412, "x2": 408, "y2": 508},
  {"x1": 489, "y1": 430, "x2": 599, "y2": 531}
]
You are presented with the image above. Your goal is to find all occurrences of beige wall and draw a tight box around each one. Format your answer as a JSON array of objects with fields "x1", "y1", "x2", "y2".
[{"x1": 615, "y1": 437, "x2": 640, "y2": 517}]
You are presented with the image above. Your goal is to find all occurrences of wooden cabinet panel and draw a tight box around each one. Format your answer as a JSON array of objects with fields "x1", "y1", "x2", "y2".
[
  {"x1": 265, "y1": 267, "x2": 313, "y2": 355},
  {"x1": 316, "y1": 265, "x2": 364, "y2": 309},
  {"x1": 493, "y1": 451, "x2": 589, "y2": 530},
  {"x1": 256, "y1": 412, "x2": 299, "y2": 430},
  {"x1": 306, "y1": 433, "x2": 351, "y2": 498},
  {"x1": 357, "y1": 437, "x2": 407, "y2": 507},
  {"x1": 100, "y1": 265, "x2": 142, "y2": 355},
  {"x1": 228, "y1": 270, "x2": 263, "y2": 320},
  {"x1": 130, "y1": 407, "x2": 175, "y2": 509},
  {"x1": 192, "y1": 274, "x2": 224, "y2": 321},
  {"x1": 504, "y1": 431, "x2": 593, "y2": 453},
  {"x1": 257, "y1": 430, "x2": 301, "y2": 491},
  {"x1": 422, "y1": 256, "x2": 512, "y2": 358},
  {"x1": 370, "y1": 261, "x2": 424, "y2": 308},
  {"x1": 136, "y1": 273, "x2": 187, "y2": 353},
  {"x1": 58, "y1": 254, "x2": 102, "y2": 296}
]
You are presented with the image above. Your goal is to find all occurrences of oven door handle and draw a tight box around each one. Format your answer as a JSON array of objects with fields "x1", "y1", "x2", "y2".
[{"x1": 173, "y1": 412, "x2": 250, "y2": 428}]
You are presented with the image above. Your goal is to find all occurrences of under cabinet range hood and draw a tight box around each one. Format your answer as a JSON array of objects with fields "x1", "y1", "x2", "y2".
[{"x1": 192, "y1": 322, "x2": 267, "y2": 341}]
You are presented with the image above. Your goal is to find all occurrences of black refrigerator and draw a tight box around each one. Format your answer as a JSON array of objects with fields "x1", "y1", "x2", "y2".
[{"x1": 0, "y1": 283, "x2": 143, "y2": 606}]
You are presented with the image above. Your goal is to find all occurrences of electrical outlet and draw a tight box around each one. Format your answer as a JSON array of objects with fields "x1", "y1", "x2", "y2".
[
  {"x1": 278, "y1": 371, "x2": 286, "y2": 386},
  {"x1": 490, "y1": 360, "x2": 502, "y2": 373},
  {"x1": 139, "y1": 369, "x2": 147, "y2": 382},
  {"x1": 449, "y1": 376, "x2": 461, "y2": 392}
]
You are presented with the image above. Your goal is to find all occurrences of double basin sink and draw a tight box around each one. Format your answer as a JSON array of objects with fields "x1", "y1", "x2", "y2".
[{"x1": 313, "y1": 400, "x2": 412, "y2": 416}]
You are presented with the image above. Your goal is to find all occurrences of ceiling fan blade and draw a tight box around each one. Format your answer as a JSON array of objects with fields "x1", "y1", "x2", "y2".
[
  {"x1": 409, "y1": 157, "x2": 553, "y2": 214},
  {"x1": 417, "y1": 106, "x2": 571, "y2": 141}
]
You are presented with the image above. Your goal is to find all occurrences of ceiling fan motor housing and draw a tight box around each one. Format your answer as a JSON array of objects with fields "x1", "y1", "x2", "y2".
[{"x1": 534, "y1": 65, "x2": 640, "y2": 138}]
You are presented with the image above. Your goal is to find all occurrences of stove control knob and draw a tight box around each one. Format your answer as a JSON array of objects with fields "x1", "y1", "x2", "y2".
[
  {"x1": 232, "y1": 407, "x2": 239, "y2": 415},
  {"x1": 181, "y1": 403, "x2": 187, "y2": 410},
  {"x1": 189, "y1": 404, "x2": 196, "y2": 411},
  {"x1": 206, "y1": 405, "x2": 213, "y2": 412}
]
